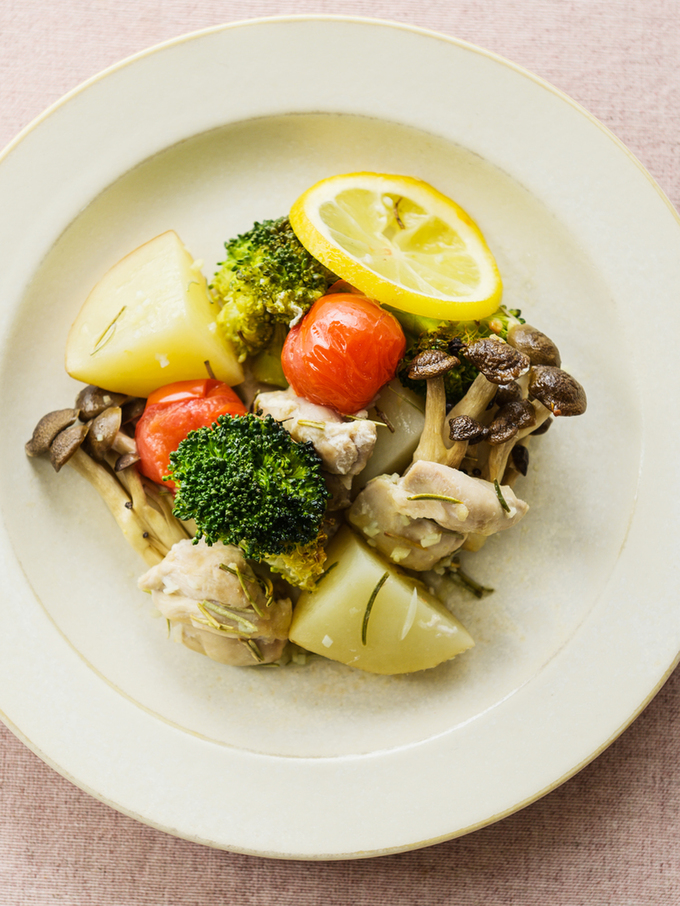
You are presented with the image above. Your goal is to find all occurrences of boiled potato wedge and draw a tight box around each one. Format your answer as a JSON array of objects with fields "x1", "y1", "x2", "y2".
[
  {"x1": 289, "y1": 526, "x2": 473, "y2": 674},
  {"x1": 66, "y1": 231, "x2": 243, "y2": 397}
]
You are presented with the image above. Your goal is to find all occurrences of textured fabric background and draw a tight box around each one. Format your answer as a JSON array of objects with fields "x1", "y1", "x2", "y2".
[{"x1": 1, "y1": 1, "x2": 679, "y2": 903}]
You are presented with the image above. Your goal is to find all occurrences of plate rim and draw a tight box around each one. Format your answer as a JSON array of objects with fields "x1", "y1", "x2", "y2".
[{"x1": 1, "y1": 11, "x2": 678, "y2": 231}]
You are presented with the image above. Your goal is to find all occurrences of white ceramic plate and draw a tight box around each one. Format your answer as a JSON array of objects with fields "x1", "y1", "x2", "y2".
[{"x1": 1, "y1": 16, "x2": 679, "y2": 859}]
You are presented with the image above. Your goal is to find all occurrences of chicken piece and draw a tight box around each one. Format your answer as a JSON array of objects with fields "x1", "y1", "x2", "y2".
[
  {"x1": 256, "y1": 388, "x2": 377, "y2": 477},
  {"x1": 138, "y1": 539, "x2": 292, "y2": 666},
  {"x1": 397, "y1": 460, "x2": 529, "y2": 535},
  {"x1": 172, "y1": 625, "x2": 287, "y2": 667},
  {"x1": 348, "y1": 462, "x2": 529, "y2": 571},
  {"x1": 348, "y1": 474, "x2": 466, "y2": 570}
]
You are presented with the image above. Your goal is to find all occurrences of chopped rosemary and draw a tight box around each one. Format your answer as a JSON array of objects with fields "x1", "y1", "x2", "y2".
[
  {"x1": 493, "y1": 479, "x2": 510, "y2": 513},
  {"x1": 373, "y1": 407, "x2": 395, "y2": 433},
  {"x1": 407, "y1": 493, "x2": 464, "y2": 505},
  {"x1": 362, "y1": 572, "x2": 389, "y2": 646},
  {"x1": 255, "y1": 573, "x2": 275, "y2": 607},
  {"x1": 219, "y1": 563, "x2": 266, "y2": 616},
  {"x1": 91, "y1": 306, "x2": 126, "y2": 355},
  {"x1": 297, "y1": 419, "x2": 326, "y2": 430},
  {"x1": 192, "y1": 616, "x2": 242, "y2": 637},
  {"x1": 454, "y1": 568, "x2": 494, "y2": 599},
  {"x1": 195, "y1": 603, "x2": 222, "y2": 630},
  {"x1": 199, "y1": 599, "x2": 258, "y2": 633},
  {"x1": 343, "y1": 414, "x2": 390, "y2": 428},
  {"x1": 244, "y1": 639, "x2": 265, "y2": 663},
  {"x1": 315, "y1": 561, "x2": 339, "y2": 586}
]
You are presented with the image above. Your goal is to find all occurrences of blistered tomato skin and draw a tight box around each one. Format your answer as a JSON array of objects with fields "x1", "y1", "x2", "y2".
[
  {"x1": 281, "y1": 293, "x2": 406, "y2": 414},
  {"x1": 136, "y1": 379, "x2": 247, "y2": 486}
]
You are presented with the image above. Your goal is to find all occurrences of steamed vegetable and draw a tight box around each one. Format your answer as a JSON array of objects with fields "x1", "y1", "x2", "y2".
[
  {"x1": 66, "y1": 231, "x2": 243, "y2": 397},
  {"x1": 168, "y1": 413, "x2": 331, "y2": 589},
  {"x1": 213, "y1": 216, "x2": 336, "y2": 362},
  {"x1": 135, "y1": 379, "x2": 247, "y2": 487},
  {"x1": 281, "y1": 293, "x2": 406, "y2": 413},
  {"x1": 289, "y1": 526, "x2": 474, "y2": 674}
]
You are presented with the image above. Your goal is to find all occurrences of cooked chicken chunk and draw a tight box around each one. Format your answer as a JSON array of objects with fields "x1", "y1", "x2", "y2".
[
  {"x1": 398, "y1": 460, "x2": 529, "y2": 535},
  {"x1": 138, "y1": 539, "x2": 292, "y2": 666},
  {"x1": 348, "y1": 462, "x2": 528, "y2": 571},
  {"x1": 348, "y1": 474, "x2": 465, "y2": 570},
  {"x1": 256, "y1": 388, "x2": 377, "y2": 477}
]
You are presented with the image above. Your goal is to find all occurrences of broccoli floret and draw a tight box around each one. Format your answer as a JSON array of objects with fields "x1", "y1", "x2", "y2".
[
  {"x1": 212, "y1": 217, "x2": 335, "y2": 362},
  {"x1": 168, "y1": 414, "x2": 331, "y2": 588},
  {"x1": 265, "y1": 533, "x2": 329, "y2": 590},
  {"x1": 397, "y1": 306, "x2": 525, "y2": 406}
]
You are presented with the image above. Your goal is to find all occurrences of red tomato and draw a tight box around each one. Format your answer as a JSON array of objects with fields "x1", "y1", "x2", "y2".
[
  {"x1": 136, "y1": 379, "x2": 246, "y2": 486},
  {"x1": 281, "y1": 293, "x2": 406, "y2": 414}
]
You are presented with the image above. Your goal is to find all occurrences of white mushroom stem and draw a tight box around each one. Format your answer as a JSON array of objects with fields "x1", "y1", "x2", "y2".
[
  {"x1": 112, "y1": 432, "x2": 137, "y2": 455},
  {"x1": 412, "y1": 372, "x2": 498, "y2": 470},
  {"x1": 445, "y1": 373, "x2": 498, "y2": 469},
  {"x1": 113, "y1": 456, "x2": 189, "y2": 551},
  {"x1": 411, "y1": 375, "x2": 449, "y2": 464},
  {"x1": 449, "y1": 373, "x2": 497, "y2": 419},
  {"x1": 68, "y1": 449, "x2": 165, "y2": 565},
  {"x1": 68, "y1": 448, "x2": 189, "y2": 566},
  {"x1": 485, "y1": 400, "x2": 551, "y2": 482}
]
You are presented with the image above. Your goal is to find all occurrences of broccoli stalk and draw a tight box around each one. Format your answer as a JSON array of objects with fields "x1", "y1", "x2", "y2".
[
  {"x1": 168, "y1": 414, "x2": 331, "y2": 590},
  {"x1": 212, "y1": 217, "x2": 335, "y2": 363}
]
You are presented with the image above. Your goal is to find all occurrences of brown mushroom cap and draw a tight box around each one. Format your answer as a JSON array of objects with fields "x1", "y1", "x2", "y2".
[
  {"x1": 487, "y1": 399, "x2": 536, "y2": 445},
  {"x1": 84, "y1": 406, "x2": 123, "y2": 460},
  {"x1": 115, "y1": 451, "x2": 141, "y2": 472},
  {"x1": 507, "y1": 324, "x2": 561, "y2": 367},
  {"x1": 531, "y1": 416, "x2": 552, "y2": 436},
  {"x1": 407, "y1": 349, "x2": 460, "y2": 380},
  {"x1": 528, "y1": 366, "x2": 587, "y2": 417},
  {"x1": 497, "y1": 399, "x2": 537, "y2": 430},
  {"x1": 121, "y1": 398, "x2": 145, "y2": 426},
  {"x1": 487, "y1": 419, "x2": 518, "y2": 445},
  {"x1": 76, "y1": 385, "x2": 129, "y2": 421},
  {"x1": 49, "y1": 423, "x2": 89, "y2": 472},
  {"x1": 462, "y1": 339, "x2": 530, "y2": 384},
  {"x1": 511, "y1": 443, "x2": 530, "y2": 476},
  {"x1": 448, "y1": 414, "x2": 489, "y2": 444},
  {"x1": 25, "y1": 408, "x2": 79, "y2": 457},
  {"x1": 494, "y1": 381, "x2": 522, "y2": 406}
]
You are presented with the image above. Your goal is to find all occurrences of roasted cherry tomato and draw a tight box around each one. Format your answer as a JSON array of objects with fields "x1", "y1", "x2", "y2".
[
  {"x1": 281, "y1": 293, "x2": 406, "y2": 414},
  {"x1": 136, "y1": 379, "x2": 246, "y2": 486}
]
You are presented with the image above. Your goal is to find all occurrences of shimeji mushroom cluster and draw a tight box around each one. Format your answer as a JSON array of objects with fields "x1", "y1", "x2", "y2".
[
  {"x1": 407, "y1": 323, "x2": 586, "y2": 489},
  {"x1": 25, "y1": 384, "x2": 189, "y2": 565}
]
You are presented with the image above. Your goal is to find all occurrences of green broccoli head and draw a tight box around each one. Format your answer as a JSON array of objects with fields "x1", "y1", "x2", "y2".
[
  {"x1": 397, "y1": 306, "x2": 525, "y2": 406},
  {"x1": 212, "y1": 217, "x2": 336, "y2": 362},
  {"x1": 168, "y1": 414, "x2": 331, "y2": 571}
]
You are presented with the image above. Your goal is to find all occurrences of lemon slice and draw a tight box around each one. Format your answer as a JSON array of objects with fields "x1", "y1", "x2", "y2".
[{"x1": 290, "y1": 172, "x2": 503, "y2": 321}]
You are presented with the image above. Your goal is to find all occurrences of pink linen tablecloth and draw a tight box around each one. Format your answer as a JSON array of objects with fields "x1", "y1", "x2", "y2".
[{"x1": 1, "y1": 1, "x2": 679, "y2": 902}]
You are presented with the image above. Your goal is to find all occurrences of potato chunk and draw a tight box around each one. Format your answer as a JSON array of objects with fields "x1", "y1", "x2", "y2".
[
  {"x1": 289, "y1": 526, "x2": 473, "y2": 674},
  {"x1": 355, "y1": 380, "x2": 425, "y2": 488},
  {"x1": 66, "y1": 231, "x2": 243, "y2": 397}
]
